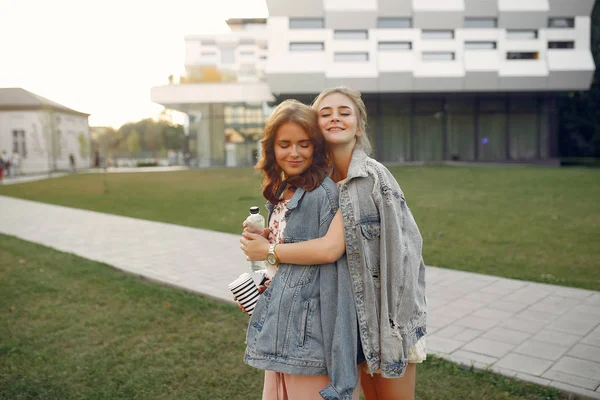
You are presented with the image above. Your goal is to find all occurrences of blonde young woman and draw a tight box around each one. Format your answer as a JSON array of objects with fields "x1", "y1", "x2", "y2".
[
  {"x1": 242, "y1": 99, "x2": 360, "y2": 400},
  {"x1": 241, "y1": 87, "x2": 427, "y2": 400}
]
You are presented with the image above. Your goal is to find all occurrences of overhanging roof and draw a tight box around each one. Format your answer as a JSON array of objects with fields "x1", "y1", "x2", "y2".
[{"x1": 0, "y1": 88, "x2": 89, "y2": 116}]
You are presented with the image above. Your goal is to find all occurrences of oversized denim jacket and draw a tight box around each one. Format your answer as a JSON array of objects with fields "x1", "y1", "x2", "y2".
[
  {"x1": 244, "y1": 177, "x2": 359, "y2": 400},
  {"x1": 338, "y1": 148, "x2": 427, "y2": 378}
]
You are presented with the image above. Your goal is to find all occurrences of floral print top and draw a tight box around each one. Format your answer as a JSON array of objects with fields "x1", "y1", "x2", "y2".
[{"x1": 265, "y1": 199, "x2": 290, "y2": 278}]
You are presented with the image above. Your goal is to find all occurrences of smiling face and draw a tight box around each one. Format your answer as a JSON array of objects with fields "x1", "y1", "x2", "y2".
[
  {"x1": 274, "y1": 122, "x2": 314, "y2": 178},
  {"x1": 316, "y1": 92, "x2": 361, "y2": 148}
]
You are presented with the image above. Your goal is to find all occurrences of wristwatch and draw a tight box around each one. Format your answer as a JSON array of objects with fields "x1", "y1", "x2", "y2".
[{"x1": 267, "y1": 243, "x2": 280, "y2": 266}]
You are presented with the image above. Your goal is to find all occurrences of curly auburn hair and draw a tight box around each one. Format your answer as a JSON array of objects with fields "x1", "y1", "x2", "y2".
[{"x1": 256, "y1": 99, "x2": 328, "y2": 204}]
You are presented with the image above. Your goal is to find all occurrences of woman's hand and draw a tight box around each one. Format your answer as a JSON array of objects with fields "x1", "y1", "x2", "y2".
[
  {"x1": 242, "y1": 220, "x2": 270, "y2": 238},
  {"x1": 240, "y1": 232, "x2": 270, "y2": 261},
  {"x1": 234, "y1": 278, "x2": 271, "y2": 314}
]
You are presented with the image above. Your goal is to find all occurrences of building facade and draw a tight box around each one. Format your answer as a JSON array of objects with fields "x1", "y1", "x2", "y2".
[
  {"x1": 0, "y1": 88, "x2": 91, "y2": 174},
  {"x1": 152, "y1": 0, "x2": 596, "y2": 165}
]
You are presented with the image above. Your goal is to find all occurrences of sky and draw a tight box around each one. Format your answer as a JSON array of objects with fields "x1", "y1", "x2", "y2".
[{"x1": 0, "y1": 0, "x2": 268, "y2": 128}]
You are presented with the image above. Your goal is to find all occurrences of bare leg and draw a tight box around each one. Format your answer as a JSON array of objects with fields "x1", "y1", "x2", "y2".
[{"x1": 361, "y1": 363, "x2": 416, "y2": 400}]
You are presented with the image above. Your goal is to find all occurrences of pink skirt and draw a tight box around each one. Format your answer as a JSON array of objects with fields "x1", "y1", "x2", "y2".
[{"x1": 262, "y1": 371, "x2": 361, "y2": 400}]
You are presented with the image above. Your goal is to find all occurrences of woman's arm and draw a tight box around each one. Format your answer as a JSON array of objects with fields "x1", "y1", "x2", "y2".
[{"x1": 240, "y1": 210, "x2": 346, "y2": 265}]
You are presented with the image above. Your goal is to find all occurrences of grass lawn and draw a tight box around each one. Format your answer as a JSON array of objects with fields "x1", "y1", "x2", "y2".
[
  {"x1": 0, "y1": 165, "x2": 598, "y2": 290},
  {"x1": 0, "y1": 234, "x2": 569, "y2": 400}
]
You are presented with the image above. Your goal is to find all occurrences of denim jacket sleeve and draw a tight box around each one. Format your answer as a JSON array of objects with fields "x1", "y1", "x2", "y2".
[
  {"x1": 319, "y1": 256, "x2": 359, "y2": 400},
  {"x1": 375, "y1": 166, "x2": 427, "y2": 377}
]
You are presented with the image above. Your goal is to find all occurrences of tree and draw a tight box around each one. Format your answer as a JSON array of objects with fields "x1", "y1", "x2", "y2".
[
  {"x1": 558, "y1": 2, "x2": 600, "y2": 158},
  {"x1": 127, "y1": 130, "x2": 141, "y2": 154}
]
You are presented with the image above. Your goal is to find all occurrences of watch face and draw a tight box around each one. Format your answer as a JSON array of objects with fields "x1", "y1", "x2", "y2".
[{"x1": 267, "y1": 254, "x2": 277, "y2": 265}]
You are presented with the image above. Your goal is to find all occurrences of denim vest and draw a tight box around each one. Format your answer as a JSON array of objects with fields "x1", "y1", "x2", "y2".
[
  {"x1": 339, "y1": 148, "x2": 427, "y2": 378},
  {"x1": 245, "y1": 177, "x2": 359, "y2": 400}
]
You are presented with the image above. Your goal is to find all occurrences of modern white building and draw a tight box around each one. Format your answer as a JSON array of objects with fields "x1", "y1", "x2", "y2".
[
  {"x1": 0, "y1": 88, "x2": 91, "y2": 174},
  {"x1": 152, "y1": 0, "x2": 596, "y2": 165},
  {"x1": 151, "y1": 18, "x2": 273, "y2": 167}
]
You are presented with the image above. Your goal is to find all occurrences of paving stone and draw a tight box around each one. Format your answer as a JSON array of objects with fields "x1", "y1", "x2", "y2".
[
  {"x1": 548, "y1": 381, "x2": 600, "y2": 400},
  {"x1": 454, "y1": 315, "x2": 499, "y2": 331},
  {"x1": 454, "y1": 328, "x2": 484, "y2": 342},
  {"x1": 431, "y1": 325, "x2": 464, "y2": 339},
  {"x1": 553, "y1": 287, "x2": 596, "y2": 300},
  {"x1": 542, "y1": 369, "x2": 600, "y2": 390},
  {"x1": 515, "y1": 373, "x2": 551, "y2": 387},
  {"x1": 582, "y1": 326, "x2": 600, "y2": 347},
  {"x1": 462, "y1": 338, "x2": 515, "y2": 358},
  {"x1": 427, "y1": 335, "x2": 465, "y2": 354},
  {"x1": 550, "y1": 314, "x2": 599, "y2": 336},
  {"x1": 515, "y1": 308, "x2": 560, "y2": 324},
  {"x1": 462, "y1": 291, "x2": 503, "y2": 305},
  {"x1": 531, "y1": 329, "x2": 582, "y2": 347},
  {"x1": 528, "y1": 298, "x2": 580, "y2": 315},
  {"x1": 486, "y1": 300, "x2": 529, "y2": 314},
  {"x1": 568, "y1": 343, "x2": 600, "y2": 363},
  {"x1": 451, "y1": 349, "x2": 498, "y2": 366},
  {"x1": 500, "y1": 317, "x2": 548, "y2": 334},
  {"x1": 585, "y1": 294, "x2": 600, "y2": 306},
  {"x1": 552, "y1": 356, "x2": 600, "y2": 382},
  {"x1": 481, "y1": 327, "x2": 531, "y2": 346},
  {"x1": 471, "y1": 308, "x2": 515, "y2": 321},
  {"x1": 513, "y1": 340, "x2": 569, "y2": 361},
  {"x1": 495, "y1": 353, "x2": 554, "y2": 376}
]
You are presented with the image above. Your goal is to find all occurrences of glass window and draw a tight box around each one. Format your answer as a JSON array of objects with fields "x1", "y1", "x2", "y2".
[
  {"x1": 240, "y1": 51, "x2": 254, "y2": 56},
  {"x1": 507, "y1": 30, "x2": 538, "y2": 39},
  {"x1": 507, "y1": 52, "x2": 539, "y2": 60},
  {"x1": 377, "y1": 17, "x2": 412, "y2": 28},
  {"x1": 334, "y1": 30, "x2": 368, "y2": 40},
  {"x1": 510, "y1": 112, "x2": 538, "y2": 160},
  {"x1": 201, "y1": 51, "x2": 216, "y2": 56},
  {"x1": 289, "y1": 18, "x2": 324, "y2": 29},
  {"x1": 380, "y1": 100, "x2": 411, "y2": 162},
  {"x1": 334, "y1": 52, "x2": 369, "y2": 62},
  {"x1": 464, "y1": 18, "x2": 497, "y2": 28},
  {"x1": 465, "y1": 41, "x2": 496, "y2": 50},
  {"x1": 548, "y1": 18, "x2": 575, "y2": 28},
  {"x1": 422, "y1": 30, "x2": 454, "y2": 40},
  {"x1": 289, "y1": 42, "x2": 324, "y2": 51},
  {"x1": 422, "y1": 52, "x2": 455, "y2": 61},
  {"x1": 378, "y1": 41, "x2": 412, "y2": 51},
  {"x1": 201, "y1": 39, "x2": 216, "y2": 45},
  {"x1": 548, "y1": 41, "x2": 574, "y2": 49},
  {"x1": 239, "y1": 38, "x2": 255, "y2": 45},
  {"x1": 478, "y1": 114, "x2": 506, "y2": 161}
]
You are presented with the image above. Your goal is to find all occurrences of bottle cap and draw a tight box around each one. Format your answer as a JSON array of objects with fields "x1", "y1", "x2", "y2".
[{"x1": 249, "y1": 206, "x2": 260, "y2": 214}]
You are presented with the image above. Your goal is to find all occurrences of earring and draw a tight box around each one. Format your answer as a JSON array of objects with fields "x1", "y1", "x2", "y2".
[{"x1": 280, "y1": 170, "x2": 286, "y2": 181}]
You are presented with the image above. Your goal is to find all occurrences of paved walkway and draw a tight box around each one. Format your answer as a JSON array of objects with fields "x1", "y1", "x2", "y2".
[{"x1": 1, "y1": 194, "x2": 599, "y2": 399}]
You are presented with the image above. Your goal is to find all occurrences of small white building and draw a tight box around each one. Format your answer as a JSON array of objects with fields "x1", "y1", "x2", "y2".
[{"x1": 0, "y1": 88, "x2": 91, "y2": 174}]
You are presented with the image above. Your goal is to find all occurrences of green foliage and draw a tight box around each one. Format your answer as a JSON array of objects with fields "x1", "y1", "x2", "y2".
[
  {"x1": 77, "y1": 132, "x2": 90, "y2": 159},
  {"x1": 126, "y1": 130, "x2": 141, "y2": 154},
  {"x1": 558, "y1": 2, "x2": 600, "y2": 157},
  {"x1": 0, "y1": 235, "x2": 568, "y2": 400}
]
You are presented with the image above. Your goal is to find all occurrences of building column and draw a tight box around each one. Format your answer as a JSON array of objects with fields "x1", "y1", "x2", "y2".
[{"x1": 191, "y1": 105, "x2": 211, "y2": 167}]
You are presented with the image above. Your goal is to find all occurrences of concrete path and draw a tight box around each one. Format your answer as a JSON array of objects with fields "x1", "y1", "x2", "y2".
[{"x1": 1, "y1": 194, "x2": 599, "y2": 399}]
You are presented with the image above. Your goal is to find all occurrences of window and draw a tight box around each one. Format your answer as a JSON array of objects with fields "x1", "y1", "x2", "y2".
[
  {"x1": 334, "y1": 30, "x2": 368, "y2": 40},
  {"x1": 239, "y1": 38, "x2": 255, "y2": 45},
  {"x1": 289, "y1": 18, "x2": 324, "y2": 29},
  {"x1": 201, "y1": 51, "x2": 216, "y2": 56},
  {"x1": 422, "y1": 30, "x2": 454, "y2": 40},
  {"x1": 289, "y1": 42, "x2": 324, "y2": 51},
  {"x1": 465, "y1": 41, "x2": 497, "y2": 50},
  {"x1": 548, "y1": 18, "x2": 575, "y2": 28},
  {"x1": 259, "y1": 55, "x2": 267, "y2": 60},
  {"x1": 221, "y1": 48, "x2": 236, "y2": 64},
  {"x1": 507, "y1": 30, "x2": 538, "y2": 39},
  {"x1": 507, "y1": 52, "x2": 539, "y2": 60},
  {"x1": 201, "y1": 39, "x2": 216, "y2": 45},
  {"x1": 548, "y1": 41, "x2": 574, "y2": 49},
  {"x1": 12, "y1": 129, "x2": 26, "y2": 158},
  {"x1": 377, "y1": 17, "x2": 412, "y2": 28},
  {"x1": 464, "y1": 18, "x2": 497, "y2": 28},
  {"x1": 240, "y1": 51, "x2": 254, "y2": 56},
  {"x1": 334, "y1": 52, "x2": 369, "y2": 62},
  {"x1": 378, "y1": 41, "x2": 412, "y2": 51},
  {"x1": 422, "y1": 52, "x2": 455, "y2": 61}
]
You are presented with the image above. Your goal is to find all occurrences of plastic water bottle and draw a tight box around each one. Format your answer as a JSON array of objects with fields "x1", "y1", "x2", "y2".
[{"x1": 246, "y1": 206, "x2": 267, "y2": 274}]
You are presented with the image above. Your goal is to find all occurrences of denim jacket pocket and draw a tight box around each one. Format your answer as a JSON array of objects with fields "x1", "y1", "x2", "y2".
[
  {"x1": 359, "y1": 219, "x2": 381, "y2": 276},
  {"x1": 283, "y1": 265, "x2": 316, "y2": 288}
]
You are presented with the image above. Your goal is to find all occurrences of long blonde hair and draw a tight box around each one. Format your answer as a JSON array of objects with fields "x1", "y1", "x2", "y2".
[{"x1": 311, "y1": 86, "x2": 372, "y2": 155}]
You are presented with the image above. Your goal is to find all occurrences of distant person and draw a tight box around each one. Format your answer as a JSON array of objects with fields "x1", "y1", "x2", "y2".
[
  {"x1": 11, "y1": 151, "x2": 20, "y2": 177},
  {"x1": 3, "y1": 151, "x2": 11, "y2": 177},
  {"x1": 94, "y1": 150, "x2": 100, "y2": 168},
  {"x1": 0, "y1": 151, "x2": 6, "y2": 181},
  {"x1": 69, "y1": 153, "x2": 76, "y2": 173}
]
